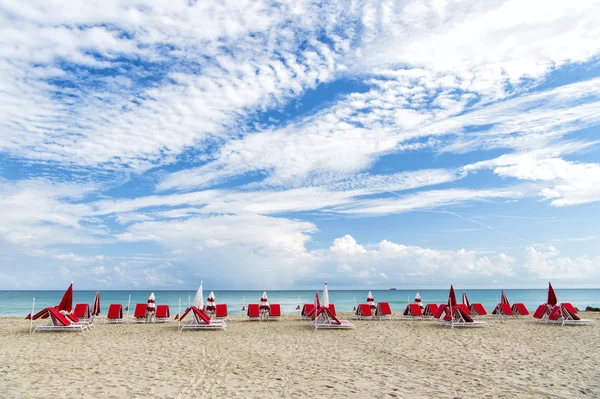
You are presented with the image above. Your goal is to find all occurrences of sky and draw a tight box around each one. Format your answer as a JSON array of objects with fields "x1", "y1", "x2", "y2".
[{"x1": 1, "y1": 0, "x2": 600, "y2": 290}]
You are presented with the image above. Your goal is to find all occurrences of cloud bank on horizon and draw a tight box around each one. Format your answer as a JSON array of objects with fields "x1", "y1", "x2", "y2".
[{"x1": 1, "y1": 0, "x2": 600, "y2": 289}]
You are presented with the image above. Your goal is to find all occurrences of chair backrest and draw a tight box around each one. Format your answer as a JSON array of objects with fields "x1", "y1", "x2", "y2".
[
  {"x1": 247, "y1": 304, "x2": 260, "y2": 317},
  {"x1": 358, "y1": 304, "x2": 372, "y2": 316},
  {"x1": 561, "y1": 303, "x2": 577, "y2": 314},
  {"x1": 511, "y1": 303, "x2": 529, "y2": 315},
  {"x1": 377, "y1": 302, "x2": 392, "y2": 316},
  {"x1": 269, "y1": 304, "x2": 281, "y2": 317},
  {"x1": 73, "y1": 304, "x2": 90, "y2": 319},
  {"x1": 192, "y1": 307, "x2": 212, "y2": 324},
  {"x1": 107, "y1": 304, "x2": 123, "y2": 319},
  {"x1": 549, "y1": 306, "x2": 562, "y2": 320},
  {"x1": 533, "y1": 304, "x2": 549, "y2": 319},
  {"x1": 471, "y1": 303, "x2": 487, "y2": 315},
  {"x1": 424, "y1": 304, "x2": 438, "y2": 316},
  {"x1": 155, "y1": 305, "x2": 170, "y2": 318},
  {"x1": 301, "y1": 304, "x2": 315, "y2": 317},
  {"x1": 454, "y1": 306, "x2": 474, "y2": 322},
  {"x1": 48, "y1": 307, "x2": 71, "y2": 326},
  {"x1": 456, "y1": 304, "x2": 471, "y2": 315},
  {"x1": 315, "y1": 306, "x2": 341, "y2": 325},
  {"x1": 328, "y1": 304, "x2": 337, "y2": 317},
  {"x1": 410, "y1": 303, "x2": 423, "y2": 316},
  {"x1": 134, "y1": 303, "x2": 147, "y2": 318},
  {"x1": 433, "y1": 304, "x2": 447, "y2": 319},
  {"x1": 65, "y1": 313, "x2": 80, "y2": 323},
  {"x1": 215, "y1": 304, "x2": 227, "y2": 317}
]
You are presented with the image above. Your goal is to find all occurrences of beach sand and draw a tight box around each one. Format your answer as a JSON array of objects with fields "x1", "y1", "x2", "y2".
[{"x1": 1, "y1": 312, "x2": 599, "y2": 399}]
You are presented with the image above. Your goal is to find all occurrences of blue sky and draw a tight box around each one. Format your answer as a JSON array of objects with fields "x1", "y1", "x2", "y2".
[{"x1": 1, "y1": 1, "x2": 600, "y2": 289}]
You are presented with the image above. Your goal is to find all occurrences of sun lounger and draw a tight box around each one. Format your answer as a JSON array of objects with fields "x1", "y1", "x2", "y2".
[
  {"x1": 491, "y1": 303, "x2": 513, "y2": 317},
  {"x1": 433, "y1": 304, "x2": 447, "y2": 319},
  {"x1": 268, "y1": 304, "x2": 281, "y2": 321},
  {"x1": 34, "y1": 308, "x2": 89, "y2": 333},
  {"x1": 402, "y1": 304, "x2": 423, "y2": 320},
  {"x1": 155, "y1": 305, "x2": 170, "y2": 322},
  {"x1": 247, "y1": 304, "x2": 260, "y2": 321},
  {"x1": 437, "y1": 306, "x2": 488, "y2": 328},
  {"x1": 560, "y1": 305, "x2": 594, "y2": 326},
  {"x1": 470, "y1": 303, "x2": 487, "y2": 316},
  {"x1": 301, "y1": 304, "x2": 315, "y2": 320},
  {"x1": 423, "y1": 304, "x2": 439, "y2": 318},
  {"x1": 375, "y1": 302, "x2": 392, "y2": 320},
  {"x1": 311, "y1": 306, "x2": 355, "y2": 330},
  {"x1": 511, "y1": 303, "x2": 529, "y2": 316},
  {"x1": 132, "y1": 303, "x2": 148, "y2": 323},
  {"x1": 354, "y1": 304, "x2": 373, "y2": 320},
  {"x1": 105, "y1": 304, "x2": 125, "y2": 324},
  {"x1": 533, "y1": 303, "x2": 551, "y2": 320},
  {"x1": 72, "y1": 304, "x2": 91, "y2": 321},
  {"x1": 180, "y1": 306, "x2": 226, "y2": 331},
  {"x1": 215, "y1": 304, "x2": 227, "y2": 321}
]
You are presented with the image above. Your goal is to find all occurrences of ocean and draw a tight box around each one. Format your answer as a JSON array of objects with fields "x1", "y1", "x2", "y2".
[{"x1": 2, "y1": 288, "x2": 600, "y2": 317}]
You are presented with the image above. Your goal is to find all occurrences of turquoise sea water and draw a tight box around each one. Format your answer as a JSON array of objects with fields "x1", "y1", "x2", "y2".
[{"x1": 1, "y1": 289, "x2": 600, "y2": 317}]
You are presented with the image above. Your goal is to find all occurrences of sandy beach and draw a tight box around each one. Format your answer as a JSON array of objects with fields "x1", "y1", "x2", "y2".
[{"x1": 1, "y1": 313, "x2": 599, "y2": 399}]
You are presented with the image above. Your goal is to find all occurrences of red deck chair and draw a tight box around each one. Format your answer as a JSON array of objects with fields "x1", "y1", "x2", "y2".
[
  {"x1": 105, "y1": 304, "x2": 124, "y2": 324},
  {"x1": 301, "y1": 304, "x2": 315, "y2": 320},
  {"x1": 470, "y1": 303, "x2": 487, "y2": 316},
  {"x1": 375, "y1": 302, "x2": 392, "y2": 320},
  {"x1": 511, "y1": 303, "x2": 529, "y2": 316},
  {"x1": 328, "y1": 304, "x2": 337, "y2": 317},
  {"x1": 155, "y1": 305, "x2": 170, "y2": 322},
  {"x1": 132, "y1": 303, "x2": 148, "y2": 323},
  {"x1": 247, "y1": 304, "x2": 260, "y2": 321},
  {"x1": 355, "y1": 303, "x2": 373, "y2": 320},
  {"x1": 33, "y1": 307, "x2": 89, "y2": 333},
  {"x1": 533, "y1": 304, "x2": 550, "y2": 319},
  {"x1": 561, "y1": 303, "x2": 578, "y2": 314},
  {"x1": 491, "y1": 303, "x2": 513, "y2": 316},
  {"x1": 423, "y1": 304, "x2": 439, "y2": 318},
  {"x1": 456, "y1": 304, "x2": 471, "y2": 315},
  {"x1": 403, "y1": 303, "x2": 423, "y2": 319},
  {"x1": 215, "y1": 304, "x2": 227, "y2": 320},
  {"x1": 549, "y1": 306, "x2": 562, "y2": 321},
  {"x1": 179, "y1": 306, "x2": 226, "y2": 330},
  {"x1": 433, "y1": 304, "x2": 447, "y2": 319},
  {"x1": 72, "y1": 304, "x2": 91, "y2": 320},
  {"x1": 268, "y1": 304, "x2": 281, "y2": 321}
]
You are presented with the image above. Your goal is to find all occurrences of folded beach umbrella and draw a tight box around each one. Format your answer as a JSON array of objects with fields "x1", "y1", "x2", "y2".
[
  {"x1": 448, "y1": 285, "x2": 457, "y2": 307},
  {"x1": 147, "y1": 292, "x2": 156, "y2": 313},
  {"x1": 462, "y1": 292, "x2": 471, "y2": 309},
  {"x1": 91, "y1": 292, "x2": 101, "y2": 316},
  {"x1": 206, "y1": 291, "x2": 216, "y2": 313},
  {"x1": 415, "y1": 292, "x2": 424, "y2": 310},
  {"x1": 260, "y1": 291, "x2": 269, "y2": 312},
  {"x1": 322, "y1": 282, "x2": 330, "y2": 308},
  {"x1": 193, "y1": 281, "x2": 204, "y2": 310},
  {"x1": 367, "y1": 291, "x2": 376, "y2": 312},
  {"x1": 547, "y1": 282, "x2": 557, "y2": 306},
  {"x1": 500, "y1": 290, "x2": 510, "y2": 307},
  {"x1": 57, "y1": 283, "x2": 74, "y2": 313}
]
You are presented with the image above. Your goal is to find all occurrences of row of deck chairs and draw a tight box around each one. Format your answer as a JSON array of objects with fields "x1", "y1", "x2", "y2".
[{"x1": 404, "y1": 302, "x2": 530, "y2": 319}]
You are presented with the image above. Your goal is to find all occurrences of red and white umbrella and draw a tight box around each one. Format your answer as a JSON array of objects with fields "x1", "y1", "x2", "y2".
[
  {"x1": 500, "y1": 290, "x2": 510, "y2": 306},
  {"x1": 260, "y1": 291, "x2": 269, "y2": 312},
  {"x1": 206, "y1": 291, "x2": 216, "y2": 313},
  {"x1": 322, "y1": 282, "x2": 330, "y2": 308},
  {"x1": 415, "y1": 292, "x2": 424, "y2": 310},
  {"x1": 193, "y1": 281, "x2": 204, "y2": 310},
  {"x1": 367, "y1": 291, "x2": 376, "y2": 312},
  {"x1": 147, "y1": 292, "x2": 156, "y2": 313},
  {"x1": 91, "y1": 292, "x2": 101, "y2": 316},
  {"x1": 462, "y1": 292, "x2": 471, "y2": 309},
  {"x1": 57, "y1": 283, "x2": 73, "y2": 313}
]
